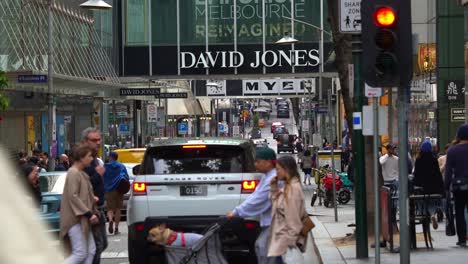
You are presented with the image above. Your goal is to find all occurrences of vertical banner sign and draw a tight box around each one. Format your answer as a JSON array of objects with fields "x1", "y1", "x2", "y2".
[{"x1": 147, "y1": 104, "x2": 158, "y2": 122}]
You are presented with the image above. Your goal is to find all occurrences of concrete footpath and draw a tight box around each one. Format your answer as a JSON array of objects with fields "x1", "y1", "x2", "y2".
[{"x1": 302, "y1": 185, "x2": 468, "y2": 263}]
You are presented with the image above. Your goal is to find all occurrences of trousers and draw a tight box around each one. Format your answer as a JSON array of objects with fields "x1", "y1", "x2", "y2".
[
  {"x1": 66, "y1": 224, "x2": 96, "y2": 264},
  {"x1": 454, "y1": 190, "x2": 468, "y2": 243},
  {"x1": 92, "y1": 209, "x2": 108, "y2": 264},
  {"x1": 255, "y1": 226, "x2": 277, "y2": 264}
]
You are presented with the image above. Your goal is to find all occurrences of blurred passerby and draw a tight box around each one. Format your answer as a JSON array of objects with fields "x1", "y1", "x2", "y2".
[
  {"x1": 301, "y1": 150, "x2": 313, "y2": 185},
  {"x1": 413, "y1": 141, "x2": 444, "y2": 229},
  {"x1": 60, "y1": 145, "x2": 100, "y2": 264},
  {"x1": 445, "y1": 124, "x2": 468, "y2": 247},
  {"x1": 20, "y1": 163, "x2": 42, "y2": 207},
  {"x1": 226, "y1": 147, "x2": 277, "y2": 264},
  {"x1": 81, "y1": 127, "x2": 107, "y2": 264},
  {"x1": 268, "y1": 156, "x2": 307, "y2": 263},
  {"x1": 40, "y1": 152, "x2": 49, "y2": 170},
  {"x1": 56, "y1": 154, "x2": 70, "y2": 171},
  {"x1": 379, "y1": 144, "x2": 399, "y2": 190},
  {"x1": 104, "y1": 152, "x2": 129, "y2": 235},
  {"x1": 438, "y1": 144, "x2": 450, "y2": 176}
]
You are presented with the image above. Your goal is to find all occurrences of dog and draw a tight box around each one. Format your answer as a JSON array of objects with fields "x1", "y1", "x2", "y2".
[{"x1": 147, "y1": 223, "x2": 203, "y2": 247}]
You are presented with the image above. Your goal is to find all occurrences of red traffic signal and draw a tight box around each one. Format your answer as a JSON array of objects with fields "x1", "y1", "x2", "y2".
[{"x1": 373, "y1": 7, "x2": 396, "y2": 27}]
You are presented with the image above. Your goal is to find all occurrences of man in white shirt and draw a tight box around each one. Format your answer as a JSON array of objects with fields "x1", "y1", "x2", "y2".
[{"x1": 379, "y1": 144, "x2": 399, "y2": 186}]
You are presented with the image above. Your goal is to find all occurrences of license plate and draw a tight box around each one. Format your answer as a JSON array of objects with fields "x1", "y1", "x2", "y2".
[{"x1": 180, "y1": 185, "x2": 207, "y2": 196}]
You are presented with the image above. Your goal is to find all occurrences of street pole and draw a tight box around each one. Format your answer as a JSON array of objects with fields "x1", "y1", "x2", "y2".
[
  {"x1": 398, "y1": 87, "x2": 410, "y2": 264},
  {"x1": 352, "y1": 34, "x2": 368, "y2": 258},
  {"x1": 47, "y1": 0, "x2": 56, "y2": 171},
  {"x1": 329, "y1": 88, "x2": 338, "y2": 222},
  {"x1": 373, "y1": 97, "x2": 380, "y2": 264},
  {"x1": 388, "y1": 87, "x2": 393, "y2": 141},
  {"x1": 318, "y1": 0, "x2": 324, "y2": 138}
]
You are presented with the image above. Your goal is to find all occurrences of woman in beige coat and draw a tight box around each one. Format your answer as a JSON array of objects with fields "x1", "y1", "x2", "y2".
[
  {"x1": 60, "y1": 145, "x2": 100, "y2": 264},
  {"x1": 268, "y1": 156, "x2": 307, "y2": 263}
]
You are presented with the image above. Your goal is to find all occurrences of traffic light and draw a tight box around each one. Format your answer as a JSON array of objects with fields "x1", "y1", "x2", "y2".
[{"x1": 361, "y1": 0, "x2": 412, "y2": 87}]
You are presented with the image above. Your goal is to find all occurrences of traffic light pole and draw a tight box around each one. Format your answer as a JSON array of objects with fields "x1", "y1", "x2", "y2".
[
  {"x1": 352, "y1": 35, "x2": 368, "y2": 259},
  {"x1": 398, "y1": 86, "x2": 410, "y2": 264}
]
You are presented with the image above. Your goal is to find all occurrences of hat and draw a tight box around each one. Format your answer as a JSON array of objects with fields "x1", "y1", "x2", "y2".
[
  {"x1": 420, "y1": 141, "x2": 432, "y2": 153},
  {"x1": 386, "y1": 144, "x2": 396, "y2": 150},
  {"x1": 255, "y1": 147, "x2": 276, "y2": 161},
  {"x1": 109, "y1": 151, "x2": 118, "y2": 160},
  {"x1": 457, "y1": 124, "x2": 468, "y2": 141}
]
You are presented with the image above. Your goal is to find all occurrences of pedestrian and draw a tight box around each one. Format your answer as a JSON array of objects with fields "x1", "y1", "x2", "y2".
[
  {"x1": 40, "y1": 152, "x2": 50, "y2": 170},
  {"x1": 268, "y1": 156, "x2": 307, "y2": 263},
  {"x1": 301, "y1": 150, "x2": 313, "y2": 185},
  {"x1": 104, "y1": 151, "x2": 129, "y2": 235},
  {"x1": 438, "y1": 144, "x2": 450, "y2": 176},
  {"x1": 81, "y1": 127, "x2": 108, "y2": 263},
  {"x1": 60, "y1": 145, "x2": 100, "y2": 264},
  {"x1": 56, "y1": 154, "x2": 70, "y2": 171},
  {"x1": 413, "y1": 140, "x2": 444, "y2": 229},
  {"x1": 20, "y1": 163, "x2": 42, "y2": 207},
  {"x1": 226, "y1": 147, "x2": 277, "y2": 264},
  {"x1": 445, "y1": 124, "x2": 468, "y2": 247},
  {"x1": 379, "y1": 144, "x2": 399, "y2": 190}
]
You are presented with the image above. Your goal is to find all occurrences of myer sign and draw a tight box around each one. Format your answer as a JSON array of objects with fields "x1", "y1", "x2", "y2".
[
  {"x1": 243, "y1": 79, "x2": 310, "y2": 94},
  {"x1": 181, "y1": 49, "x2": 319, "y2": 69}
]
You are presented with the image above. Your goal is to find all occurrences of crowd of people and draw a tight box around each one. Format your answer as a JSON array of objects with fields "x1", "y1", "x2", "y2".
[{"x1": 15, "y1": 127, "x2": 129, "y2": 264}]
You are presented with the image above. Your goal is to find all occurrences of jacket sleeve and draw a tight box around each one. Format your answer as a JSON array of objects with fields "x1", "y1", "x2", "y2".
[
  {"x1": 65, "y1": 171, "x2": 92, "y2": 217},
  {"x1": 444, "y1": 150, "x2": 454, "y2": 191},
  {"x1": 284, "y1": 185, "x2": 305, "y2": 246},
  {"x1": 379, "y1": 154, "x2": 389, "y2": 165},
  {"x1": 234, "y1": 178, "x2": 271, "y2": 217}
]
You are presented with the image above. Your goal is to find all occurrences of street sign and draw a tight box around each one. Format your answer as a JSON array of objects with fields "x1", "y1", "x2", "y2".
[
  {"x1": 155, "y1": 92, "x2": 188, "y2": 99},
  {"x1": 365, "y1": 84, "x2": 383, "y2": 97},
  {"x1": 178, "y1": 122, "x2": 188, "y2": 135},
  {"x1": 315, "y1": 106, "x2": 328, "y2": 114},
  {"x1": 353, "y1": 112, "x2": 362, "y2": 130},
  {"x1": 362, "y1": 106, "x2": 388, "y2": 136},
  {"x1": 451, "y1": 108, "x2": 466, "y2": 122},
  {"x1": 302, "y1": 120, "x2": 309, "y2": 130},
  {"x1": 17, "y1": 74, "x2": 47, "y2": 83},
  {"x1": 147, "y1": 104, "x2": 157, "y2": 122},
  {"x1": 339, "y1": 0, "x2": 361, "y2": 34},
  {"x1": 119, "y1": 124, "x2": 130, "y2": 134},
  {"x1": 233, "y1": 125, "x2": 240, "y2": 137},
  {"x1": 218, "y1": 124, "x2": 224, "y2": 132},
  {"x1": 120, "y1": 88, "x2": 160, "y2": 96}
]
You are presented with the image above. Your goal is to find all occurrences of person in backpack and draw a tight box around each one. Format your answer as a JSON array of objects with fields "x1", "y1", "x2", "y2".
[{"x1": 103, "y1": 151, "x2": 129, "y2": 235}]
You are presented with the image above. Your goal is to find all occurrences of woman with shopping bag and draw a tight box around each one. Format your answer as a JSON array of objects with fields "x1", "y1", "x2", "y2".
[{"x1": 268, "y1": 156, "x2": 314, "y2": 264}]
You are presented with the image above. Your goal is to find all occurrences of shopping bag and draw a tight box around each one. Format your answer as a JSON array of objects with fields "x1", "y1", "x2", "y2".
[{"x1": 281, "y1": 247, "x2": 304, "y2": 264}]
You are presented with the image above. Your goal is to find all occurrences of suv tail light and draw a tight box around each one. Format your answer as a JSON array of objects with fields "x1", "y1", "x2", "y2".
[
  {"x1": 133, "y1": 182, "x2": 147, "y2": 195},
  {"x1": 241, "y1": 180, "x2": 259, "y2": 194}
]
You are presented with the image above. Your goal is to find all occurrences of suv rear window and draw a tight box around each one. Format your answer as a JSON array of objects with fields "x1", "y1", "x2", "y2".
[{"x1": 142, "y1": 145, "x2": 248, "y2": 174}]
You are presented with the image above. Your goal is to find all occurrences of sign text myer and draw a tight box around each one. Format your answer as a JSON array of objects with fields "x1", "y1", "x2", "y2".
[{"x1": 181, "y1": 49, "x2": 320, "y2": 69}]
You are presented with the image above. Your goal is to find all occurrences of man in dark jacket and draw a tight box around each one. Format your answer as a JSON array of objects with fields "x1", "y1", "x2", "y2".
[
  {"x1": 445, "y1": 124, "x2": 468, "y2": 247},
  {"x1": 82, "y1": 127, "x2": 107, "y2": 263},
  {"x1": 55, "y1": 154, "x2": 70, "y2": 171}
]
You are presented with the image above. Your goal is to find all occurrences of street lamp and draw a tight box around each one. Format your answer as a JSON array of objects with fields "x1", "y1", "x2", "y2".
[{"x1": 47, "y1": 0, "x2": 111, "y2": 171}]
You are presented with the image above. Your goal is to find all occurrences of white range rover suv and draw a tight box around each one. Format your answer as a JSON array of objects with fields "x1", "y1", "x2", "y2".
[{"x1": 127, "y1": 138, "x2": 264, "y2": 264}]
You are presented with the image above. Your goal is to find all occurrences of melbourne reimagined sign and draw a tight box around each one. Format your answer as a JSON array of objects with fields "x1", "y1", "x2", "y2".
[{"x1": 123, "y1": 0, "x2": 335, "y2": 77}]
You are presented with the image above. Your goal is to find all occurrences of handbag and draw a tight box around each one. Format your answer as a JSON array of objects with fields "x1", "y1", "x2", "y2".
[
  {"x1": 300, "y1": 215, "x2": 315, "y2": 236},
  {"x1": 445, "y1": 193, "x2": 456, "y2": 236},
  {"x1": 281, "y1": 247, "x2": 304, "y2": 264},
  {"x1": 452, "y1": 177, "x2": 468, "y2": 192}
]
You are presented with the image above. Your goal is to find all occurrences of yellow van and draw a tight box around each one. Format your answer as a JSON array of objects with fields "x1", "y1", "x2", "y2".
[{"x1": 113, "y1": 148, "x2": 146, "y2": 164}]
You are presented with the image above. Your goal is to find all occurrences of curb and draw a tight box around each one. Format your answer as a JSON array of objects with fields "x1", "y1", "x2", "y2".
[{"x1": 311, "y1": 216, "x2": 347, "y2": 264}]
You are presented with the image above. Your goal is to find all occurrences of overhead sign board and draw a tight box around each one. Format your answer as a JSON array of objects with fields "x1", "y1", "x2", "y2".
[
  {"x1": 155, "y1": 92, "x2": 188, "y2": 99},
  {"x1": 120, "y1": 88, "x2": 160, "y2": 96},
  {"x1": 451, "y1": 108, "x2": 466, "y2": 122},
  {"x1": 17, "y1": 74, "x2": 47, "y2": 83},
  {"x1": 339, "y1": 0, "x2": 361, "y2": 34}
]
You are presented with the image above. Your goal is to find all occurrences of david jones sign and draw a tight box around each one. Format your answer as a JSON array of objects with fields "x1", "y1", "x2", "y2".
[{"x1": 181, "y1": 49, "x2": 320, "y2": 69}]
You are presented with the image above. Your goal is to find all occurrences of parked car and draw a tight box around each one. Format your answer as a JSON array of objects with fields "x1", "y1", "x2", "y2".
[
  {"x1": 127, "y1": 138, "x2": 263, "y2": 264},
  {"x1": 38, "y1": 171, "x2": 67, "y2": 236},
  {"x1": 277, "y1": 108, "x2": 290, "y2": 118},
  {"x1": 249, "y1": 128, "x2": 262, "y2": 139},
  {"x1": 271, "y1": 121, "x2": 283, "y2": 133},
  {"x1": 276, "y1": 134, "x2": 296, "y2": 154},
  {"x1": 273, "y1": 126, "x2": 289, "y2": 139}
]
